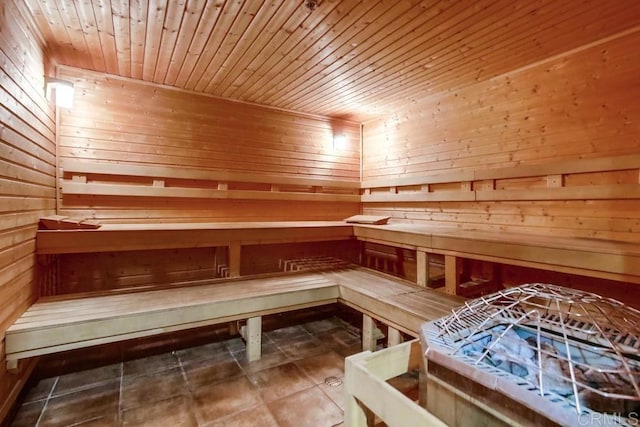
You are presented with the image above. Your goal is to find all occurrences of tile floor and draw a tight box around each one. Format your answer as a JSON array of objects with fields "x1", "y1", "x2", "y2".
[{"x1": 10, "y1": 317, "x2": 369, "y2": 427}]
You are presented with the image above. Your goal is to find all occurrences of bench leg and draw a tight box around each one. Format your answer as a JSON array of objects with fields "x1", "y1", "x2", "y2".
[
  {"x1": 444, "y1": 254, "x2": 459, "y2": 295},
  {"x1": 245, "y1": 316, "x2": 262, "y2": 362},
  {"x1": 362, "y1": 314, "x2": 377, "y2": 352},
  {"x1": 387, "y1": 327, "x2": 403, "y2": 347},
  {"x1": 416, "y1": 250, "x2": 429, "y2": 287},
  {"x1": 7, "y1": 358, "x2": 18, "y2": 373}
]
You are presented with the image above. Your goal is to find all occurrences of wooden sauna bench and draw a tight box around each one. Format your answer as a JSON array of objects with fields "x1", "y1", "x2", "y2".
[
  {"x1": 36, "y1": 221, "x2": 354, "y2": 254},
  {"x1": 35, "y1": 219, "x2": 640, "y2": 289},
  {"x1": 5, "y1": 266, "x2": 462, "y2": 370},
  {"x1": 354, "y1": 223, "x2": 640, "y2": 286}
]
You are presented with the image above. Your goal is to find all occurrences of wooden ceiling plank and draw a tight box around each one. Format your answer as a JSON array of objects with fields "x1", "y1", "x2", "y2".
[
  {"x1": 195, "y1": 0, "x2": 270, "y2": 93},
  {"x1": 183, "y1": 0, "x2": 246, "y2": 90},
  {"x1": 245, "y1": 0, "x2": 364, "y2": 103},
  {"x1": 152, "y1": 0, "x2": 187, "y2": 83},
  {"x1": 129, "y1": 0, "x2": 149, "y2": 79},
  {"x1": 34, "y1": 0, "x2": 76, "y2": 67},
  {"x1": 290, "y1": 0, "x2": 510, "y2": 113},
  {"x1": 141, "y1": 0, "x2": 167, "y2": 81},
  {"x1": 364, "y1": 4, "x2": 621, "y2": 113},
  {"x1": 91, "y1": 0, "x2": 118, "y2": 75},
  {"x1": 163, "y1": 0, "x2": 205, "y2": 86},
  {"x1": 110, "y1": 0, "x2": 131, "y2": 77},
  {"x1": 74, "y1": 0, "x2": 107, "y2": 72},
  {"x1": 309, "y1": 0, "x2": 610, "y2": 115},
  {"x1": 223, "y1": 2, "x2": 311, "y2": 100},
  {"x1": 264, "y1": 0, "x2": 427, "y2": 108},
  {"x1": 52, "y1": 0, "x2": 94, "y2": 70},
  {"x1": 22, "y1": 0, "x2": 65, "y2": 63},
  {"x1": 259, "y1": 0, "x2": 387, "y2": 106},
  {"x1": 202, "y1": 0, "x2": 290, "y2": 94},
  {"x1": 279, "y1": 0, "x2": 475, "y2": 113},
  {"x1": 317, "y1": 0, "x2": 635, "y2": 118},
  {"x1": 215, "y1": 0, "x2": 298, "y2": 97},
  {"x1": 173, "y1": 1, "x2": 225, "y2": 88},
  {"x1": 249, "y1": 0, "x2": 370, "y2": 103},
  {"x1": 229, "y1": 0, "x2": 342, "y2": 101}
]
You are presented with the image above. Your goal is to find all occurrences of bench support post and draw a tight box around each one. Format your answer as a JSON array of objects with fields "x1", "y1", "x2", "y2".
[
  {"x1": 444, "y1": 255, "x2": 459, "y2": 295},
  {"x1": 245, "y1": 316, "x2": 262, "y2": 362},
  {"x1": 362, "y1": 314, "x2": 377, "y2": 352},
  {"x1": 345, "y1": 394, "x2": 375, "y2": 427},
  {"x1": 6, "y1": 358, "x2": 18, "y2": 373},
  {"x1": 228, "y1": 243, "x2": 241, "y2": 277},
  {"x1": 416, "y1": 250, "x2": 429, "y2": 287},
  {"x1": 387, "y1": 327, "x2": 403, "y2": 347}
]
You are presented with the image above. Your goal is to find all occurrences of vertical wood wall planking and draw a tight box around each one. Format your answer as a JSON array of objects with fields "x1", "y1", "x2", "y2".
[
  {"x1": 362, "y1": 30, "x2": 640, "y2": 242},
  {"x1": 57, "y1": 66, "x2": 361, "y2": 222},
  {"x1": 0, "y1": 0, "x2": 56, "y2": 419}
]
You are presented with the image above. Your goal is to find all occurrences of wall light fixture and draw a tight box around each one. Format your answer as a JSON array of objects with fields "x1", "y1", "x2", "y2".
[
  {"x1": 333, "y1": 134, "x2": 347, "y2": 150},
  {"x1": 45, "y1": 77, "x2": 74, "y2": 109}
]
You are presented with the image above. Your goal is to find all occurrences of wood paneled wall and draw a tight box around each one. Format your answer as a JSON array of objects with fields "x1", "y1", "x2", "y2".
[
  {"x1": 57, "y1": 66, "x2": 361, "y2": 223},
  {"x1": 362, "y1": 30, "x2": 640, "y2": 242},
  {"x1": 0, "y1": 0, "x2": 56, "y2": 420}
]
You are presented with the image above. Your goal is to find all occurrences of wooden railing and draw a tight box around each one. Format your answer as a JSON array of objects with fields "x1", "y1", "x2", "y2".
[
  {"x1": 62, "y1": 154, "x2": 640, "y2": 204},
  {"x1": 344, "y1": 339, "x2": 446, "y2": 427},
  {"x1": 361, "y1": 153, "x2": 640, "y2": 202},
  {"x1": 61, "y1": 159, "x2": 361, "y2": 203}
]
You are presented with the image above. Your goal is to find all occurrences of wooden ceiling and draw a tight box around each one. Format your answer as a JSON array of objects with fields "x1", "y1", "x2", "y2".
[{"x1": 24, "y1": 0, "x2": 640, "y2": 121}]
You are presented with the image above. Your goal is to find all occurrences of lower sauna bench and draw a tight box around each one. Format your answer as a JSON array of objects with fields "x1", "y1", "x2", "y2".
[
  {"x1": 5, "y1": 272, "x2": 339, "y2": 369},
  {"x1": 5, "y1": 266, "x2": 463, "y2": 372}
]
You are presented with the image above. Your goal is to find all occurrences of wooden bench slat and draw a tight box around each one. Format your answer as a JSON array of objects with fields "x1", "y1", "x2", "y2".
[
  {"x1": 10, "y1": 276, "x2": 333, "y2": 328},
  {"x1": 36, "y1": 221, "x2": 354, "y2": 254}
]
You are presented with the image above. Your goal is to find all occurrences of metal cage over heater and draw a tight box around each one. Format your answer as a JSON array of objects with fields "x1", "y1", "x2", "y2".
[{"x1": 422, "y1": 283, "x2": 640, "y2": 426}]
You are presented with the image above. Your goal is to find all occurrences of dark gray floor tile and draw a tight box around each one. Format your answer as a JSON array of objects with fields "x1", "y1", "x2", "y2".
[
  {"x1": 10, "y1": 400, "x2": 45, "y2": 427},
  {"x1": 213, "y1": 404, "x2": 278, "y2": 427},
  {"x1": 192, "y1": 376, "x2": 262, "y2": 424},
  {"x1": 268, "y1": 386, "x2": 343, "y2": 427},
  {"x1": 295, "y1": 350, "x2": 345, "y2": 384},
  {"x1": 39, "y1": 382, "x2": 119, "y2": 426},
  {"x1": 121, "y1": 366, "x2": 188, "y2": 411},
  {"x1": 121, "y1": 395, "x2": 197, "y2": 427},
  {"x1": 247, "y1": 362, "x2": 314, "y2": 403},
  {"x1": 182, "y1": 357, "x2": 243, "y2": 390},
  {"x1": 51, "y1": 363, "x2": 121, "y2": 397},
  {"x1": 123, "y1": 351, "x2": 180, "y2": 377}
]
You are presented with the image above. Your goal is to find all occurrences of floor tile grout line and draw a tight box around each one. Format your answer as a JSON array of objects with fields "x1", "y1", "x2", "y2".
[
  {"x1": 34, "y1": 376, "x2": 58, "y2": 427},
  {"x1": 117, "y1": 362, "x2": 123, "y2": 423}
]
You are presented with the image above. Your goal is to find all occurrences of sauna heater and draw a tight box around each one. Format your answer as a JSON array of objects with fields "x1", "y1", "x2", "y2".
[{"x1": 421, "y1": 284, "x2": 640, "y2": 426}]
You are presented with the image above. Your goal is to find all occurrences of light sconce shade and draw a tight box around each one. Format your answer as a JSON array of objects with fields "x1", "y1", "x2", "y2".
[
  {"x1": 333, "y1": 134, "x2": 347, "y2": 150},
  {"x1": 45, "y1": 77, "x2": 74, "y2": 109}
]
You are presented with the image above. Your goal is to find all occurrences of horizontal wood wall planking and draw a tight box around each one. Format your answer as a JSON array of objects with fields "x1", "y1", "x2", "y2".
[
  {"x1": 0, "y1": 0, "x2": 55, "y2": 421},
  {"x1": 361, "y1": 30, "x2": 640, "y2": 240},
  {"x1": 57, "y1": 66, "x2": 361, "y2": 222}
]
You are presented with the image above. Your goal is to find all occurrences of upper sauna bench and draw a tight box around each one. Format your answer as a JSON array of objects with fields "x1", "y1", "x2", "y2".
[{"x1": 36, "y1": 220, "x2": 640, "y2": 287}]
